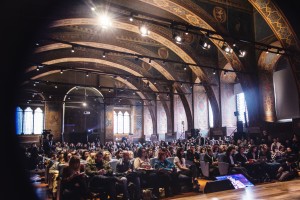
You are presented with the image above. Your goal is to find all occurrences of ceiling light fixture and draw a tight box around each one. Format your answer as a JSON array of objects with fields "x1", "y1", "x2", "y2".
[{"x1": 139, "y1": 25, "x2": 150, "y2": 36}]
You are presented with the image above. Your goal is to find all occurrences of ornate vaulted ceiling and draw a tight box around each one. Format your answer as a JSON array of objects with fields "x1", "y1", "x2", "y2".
[{"x1": 11, "y1": 0, "x2": 300, "y2": 127}]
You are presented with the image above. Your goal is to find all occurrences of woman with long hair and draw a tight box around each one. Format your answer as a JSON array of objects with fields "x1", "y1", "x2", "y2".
[{"x1": 174, "y1": 147, "x2": 200, "y2": 191}]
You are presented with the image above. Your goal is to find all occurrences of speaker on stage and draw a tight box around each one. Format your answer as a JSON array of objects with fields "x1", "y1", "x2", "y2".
[
  {"x1": 237, "y1": 120, "x2": 243, "y2": 133},
  {"x1": 204, "y1": 179, "x2": 235, "y2": 193}
]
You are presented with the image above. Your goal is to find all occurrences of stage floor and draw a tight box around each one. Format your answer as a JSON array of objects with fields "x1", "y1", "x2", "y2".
[{"x1": 168, "y1": 178, "x2": 300, "y2": 200}]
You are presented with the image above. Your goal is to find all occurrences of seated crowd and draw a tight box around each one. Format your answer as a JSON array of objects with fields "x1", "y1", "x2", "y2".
[{"x1": 23, "y1": 132, "x2": 300, "y2": 200}]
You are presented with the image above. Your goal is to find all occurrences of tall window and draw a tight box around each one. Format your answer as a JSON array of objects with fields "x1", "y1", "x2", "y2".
[
  {"x1": 208, "y1": 101, "x2": 214, "y2": 128},
  {"x1": 114, "y1": 110, "x2": 130, "y2": 134},
  {"x1": 15, "y1": 106, "x2": 44, "y2": 134},
  {"x1": 114, "y1": 111, "x2": 118, "y2": 134},
  {"x1": 124, "y1": 111, "x2": 130, "y2": 134},
  {"x1": 24, "y1": 107, "x2": 33, "y2": 134},
  {"x1": 16, "y1": 107, "x2": 23, "y2": 135},
  {"x1": 236, "y1": 93, "x2": 248, "y2": 124},
  {"x1": 34, "y1": 108, "x2": 44, "y2": 134},
  {"x1": 117, "y1": 111, "x2": 124, "y2": 133}
]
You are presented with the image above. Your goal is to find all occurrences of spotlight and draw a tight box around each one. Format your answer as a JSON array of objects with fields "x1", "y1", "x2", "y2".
[
  {"x1": 71, "y1": 46, "x2": 75, "y2": 53},
  {"x1": 140, "y1": 26, "x2": 150, "y2": 36},
  {"x1": 183, "y1": 65, "x2": 187, "y2": 71},
  {"x1": 173, "y1": 33, "x2": 182, "y2": 44},
  {"x1": 185, "y1": 26, "x2": 189, "y2": 35},
  {"x1": 102, "y1": 51, "x2": 106, "y2": 58},
  {"x1": 238, "y1": 50, "x2": 246, "y2": 57},
  {"x1": 98, "y1": 14, "x2": 112, "y2": 29},
  {"x1": 213, "y1": 69, "x2": 216, "y2": 75},
  {"x1": 222, "y1": 44, "x2": 233, "y2": 54},
  {"x1": 60, "y1": 69, "x2": 64, "y2": 74},
  {"x1": 108, "y1": 89, "x2": 111, "y2": 93},
  {"x1": 129, "y1": 13, "x2": 134, "y2": 22},
  {"x1": 276, "y1": 49, "x2": 280, "y2": 56},
  {"x1": 82, "y1": 102, "x2": 87, "y2": 107},
  {"x1": 266, "y1": 48, "x2": 269, "y2": 54},
  {"x1": 224, "y1": 71, "x2": 227, "y2": 76},
  {"x1": 86, "y1": 72, "x2": 89, "y2": 77},
  {"x1": 200, "y1": 39, "x2": 211, "y2": 50}
]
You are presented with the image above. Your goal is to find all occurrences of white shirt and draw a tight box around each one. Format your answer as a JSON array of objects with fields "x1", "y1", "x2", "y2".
[{"x1": 174, "y1": 156, "x2": 186, "y2": 172}]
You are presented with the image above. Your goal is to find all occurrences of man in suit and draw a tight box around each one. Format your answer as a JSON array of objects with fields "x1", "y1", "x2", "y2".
[{"x1": 43, "y1": 134, "x2": 55, "y2": 157}]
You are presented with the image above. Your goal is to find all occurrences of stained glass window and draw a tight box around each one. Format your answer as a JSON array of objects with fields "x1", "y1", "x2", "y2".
[{"x1": 16, "y1": 107, "x2": 23, "y2": 135}]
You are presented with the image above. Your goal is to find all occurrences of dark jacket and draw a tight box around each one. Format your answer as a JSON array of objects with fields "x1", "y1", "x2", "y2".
[
  {"x1": 204, "y1": 154, "x2": 217, "y2": 166},
  {"x1": 116, "y1": 159, "x2": 133, "y2": 174},
  {"x1": 235, "y1": 153, "x2": 248, "y2": 166},
  {"x1": 246, "y1": 151, "x2": 259, "y2": 160}
]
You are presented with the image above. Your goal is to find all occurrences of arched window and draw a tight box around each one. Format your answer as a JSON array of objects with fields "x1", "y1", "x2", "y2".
[
  {"x1": 124, "y1": 111, "x2": 130, "y2": 134},
  {"x1": 117, "y1": 111, "x2": 124, "y2": 133},
  {"x1": 24, "y1": 107, "x2": 33, "y2": 134},
  {"x1": 34, "y1": 107, "x2": 43, "y2": 134},
  {"x1": 208, "y1": 101, "x2": 214, "y2": 128},
  {"x1": 16, "y1": 107, "x2": 23, "y2": 135},
  {"x1": 114, "y1": 111, "x2": 118, "y2": 134},
  {"x1": 114, "y1": 110, "x2": 131, "y2": 134}
]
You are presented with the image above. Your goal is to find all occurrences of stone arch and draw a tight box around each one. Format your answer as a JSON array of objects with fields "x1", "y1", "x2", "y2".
[
  {"x1": 48, "y1": 18, "x2": 220, "y2": 128},
  {"x1": 29, "y1": 58, "x2": 162, "y2": 135},
  {"x1": 31, "y1": 40, "x2": 194, "y2": 131}
]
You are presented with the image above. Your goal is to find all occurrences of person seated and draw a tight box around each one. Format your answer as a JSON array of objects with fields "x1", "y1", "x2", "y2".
[
  {"x1": 204, "y1": 148, "x2": 219, "y2": 178},
  {"x1": 246, "y1": 145, "x2": 259, "y2": 161},
  {"x1": 154, "y1": 150, "x2": 179, "y2": 197},
  {"x1": 116, "y1": 151, "x2": 141, "y2": 200},
  {"x1": 223, "y1": 146, "x2": 257, "y2": 184},
  {"x1": 276, "y1": 157, "x2": 299, "y2": 181},
  {"x1": 85, "y1": 151, "x2": 126, "y2": 200},
  {"x1": 236, "y1": 146, "x2": 268, "y2": 181},
  {"x1": 48, "y1": 152, "x2": 60, "y2": 197},
  {"x1": 174, "y1": 147, "x2": 200, "y2": 192},
  {"x1": 133, "y1": 147, "x2": 159, "y2": 199},
  {"x1": 186, "y1": 145, "x2": 200, "y2": 177},
  {"x1": 258, "y1": 144, "x2": 272, "y2": 162},
  {"x1": 61, "y1": 155, "x2": 92, "y2": 200}
]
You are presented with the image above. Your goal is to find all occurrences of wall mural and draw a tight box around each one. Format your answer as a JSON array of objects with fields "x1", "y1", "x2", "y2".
[
  {"x1": 45, "y1": 103, "x2": 61, "y2": 140},
  {"x1": 144, "y1": 107, "x2": 153, "y2": 139},
  {"x1": 157, "y1": 101, "x2": 167, "y2": 135},
  {"x1": 254, "y1": 11, "x2": 274, "y2": 42},
  {"x1": 133, "y1": 106, "x2": 143, "y2": 138},
  {"x1": 213, "y1": 6, "x2": 227, "y2": 23},
  {"x1": 221, "y1": 83, "x2": 236, "y2": 127},
  {"x1": 105, "y1": 105, "x2": 114, "y2": 140},
  {"x1": 259, "y1": 71, "x2": 276, "y2": 122},
  {"x1": 174, "y1": 94, "x2": 188, "y2": 139},
  {"x1": 194, "y1": 85, "x2": 208, "y2": 130}
]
